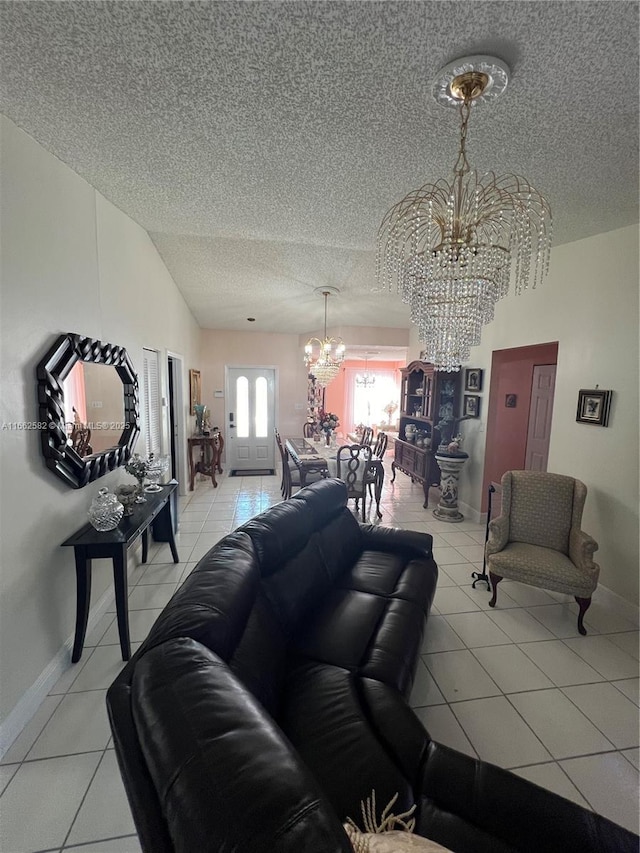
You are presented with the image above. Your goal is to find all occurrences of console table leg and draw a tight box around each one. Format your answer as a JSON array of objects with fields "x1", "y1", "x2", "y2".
[
  {"x1": 189, "y1": 448, "x2": 196, "y2": 491},
  {"x1": 112, "y1": 547, "x2": 131, "y2": 661},
  {"x1": 72, "y1": 548, "x2": 92, "y2": 663},
  {"x1": 141, "y1": 528, "x2": 149, "y2": 564},
  {"x1": 164, "y1": 503, "x2": 180, "y2": 564}
]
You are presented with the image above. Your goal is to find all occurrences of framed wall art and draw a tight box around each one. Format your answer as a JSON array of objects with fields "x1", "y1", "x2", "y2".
[
  {"x1": 463, "y1": 394, "x2": 480, "y2": 418},
  {"x1": 576, "y1": 388, "x2": 612, "y2": 426},
  {"x1": 464, "y1": 368, "x2": 483, "y2": 392},
  {"x1": 189, "y1": 369, "x2": 201, "y2": 415}
]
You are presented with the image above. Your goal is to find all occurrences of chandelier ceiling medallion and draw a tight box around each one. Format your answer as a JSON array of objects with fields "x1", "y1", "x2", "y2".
[
  {"x1": 376, "y1": 55, "x2": 552, "y2": 372},
  {"x1": 304, "y1": 288, "x2": 346, "y2": 387},
  {"x1": 356, "y1": 353, "x2": 377, "y2": 388}
]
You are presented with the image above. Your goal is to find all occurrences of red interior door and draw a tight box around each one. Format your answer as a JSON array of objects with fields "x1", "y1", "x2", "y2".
[{"x1": 481, "y1": 342, "x2": 558, "y2": 511}]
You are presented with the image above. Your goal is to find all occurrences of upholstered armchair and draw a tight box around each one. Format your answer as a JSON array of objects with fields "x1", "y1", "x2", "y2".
[{"x1": 486, "y1": 471, "x2": 599, "y2": 635}]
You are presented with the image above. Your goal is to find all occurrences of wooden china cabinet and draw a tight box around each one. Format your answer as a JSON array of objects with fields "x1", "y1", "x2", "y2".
[{"x1": 392, "y1": 360, "x2": 461, "y2": 508}]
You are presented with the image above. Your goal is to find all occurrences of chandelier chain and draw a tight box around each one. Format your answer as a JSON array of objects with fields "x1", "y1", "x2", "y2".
[
  {"x1": 453, "y1": 99, "x2": 472, "y2": 178},
  {"x1": 303, "y1": 290, "x2": 345, "y2": 387}
]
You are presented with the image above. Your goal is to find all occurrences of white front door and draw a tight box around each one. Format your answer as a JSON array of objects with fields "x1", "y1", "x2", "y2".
[{"x1": 225, "y1": 366, "x2": 276, "y2": 472}]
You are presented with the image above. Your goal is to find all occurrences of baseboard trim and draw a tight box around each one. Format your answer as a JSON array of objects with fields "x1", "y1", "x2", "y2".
[
  {"x1": 457, "y1": 500, "x2": 483, "y2": 525},
  {"x1": 0, "y1": 584, "x2": 116, "y2": 759},
  {"x1": 593, "y1": 583, "x2": 640, "y2": 628}
]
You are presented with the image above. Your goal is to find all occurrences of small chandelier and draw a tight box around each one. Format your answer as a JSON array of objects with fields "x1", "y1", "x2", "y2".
[
  {"x1": 304, "y1": 289, "x2": 345, "y2": 387},
  {"x1": 376, "y1": 56, "x2": 552, "y2": 372},
  {"x1": 356, "y1": 353, "x2": 376, "y2": 388}
]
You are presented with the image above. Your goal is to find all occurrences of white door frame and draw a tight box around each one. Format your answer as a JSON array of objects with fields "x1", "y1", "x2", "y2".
[
  {"x1": 224, "y1": 364, "x2": 279, "y2": 470},
  {"x1": 166, "y1": 350, "x2": 188, "y2": 496}
]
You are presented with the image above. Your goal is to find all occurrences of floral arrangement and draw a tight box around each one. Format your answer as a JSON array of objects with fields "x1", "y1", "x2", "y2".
[
  {"x1": 319, "y1": 411, "x2": 340, "y2": 435},
  {"x1": 383, "y1": 400, "x2": 398, "y2": 424},
  {"x1": 124, "y1": 453, "x2": 157, "y2": 485},
  {"x1": 125, "y1": 453, "x2": 152, "y2": 481}
]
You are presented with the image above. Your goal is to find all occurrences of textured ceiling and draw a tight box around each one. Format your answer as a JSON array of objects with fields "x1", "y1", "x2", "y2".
[{"x1": 1, "y1": 1, "x2": 638, "y2": 335}]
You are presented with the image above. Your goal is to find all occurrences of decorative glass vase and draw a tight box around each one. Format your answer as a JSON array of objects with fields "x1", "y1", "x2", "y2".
[
  {"x1": 324, "y1": 431, "x2": 331, "y2": 447},
  {"x1": 115, "y1": 484, "x2": 141, "y2": 516},
  {"x1": 133, "y1": 474, "x2": 147, "y2": 502},
  {"x1": 88, "y1": 487, "x2": 124, "y2": 531},
  {"x1": 145, "y1": 455, "x2": 169, "y2": 492}
]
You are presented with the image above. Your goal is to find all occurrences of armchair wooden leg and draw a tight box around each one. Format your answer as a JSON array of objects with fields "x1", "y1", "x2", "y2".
[
  {"x1": 488, "y1": 572, "x2": 503, "y2": 608},
  {"x1": 575, "y1": 596, "x2": 592, "y2": 635}
]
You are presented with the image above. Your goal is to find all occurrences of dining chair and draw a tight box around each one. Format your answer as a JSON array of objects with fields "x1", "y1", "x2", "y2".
[
  {"x1": 360, "y1": 427, "x2": 374, "y2": 446},
  {"x1": 365, "y1": 431, "x2": 388, "y2": 504},
  {"x1": 336, "y1": 444, "x2": 373, "y2": 521},
  {"x1": 372, "y1": 431, "x2": 388, "y2": 459},
  {"x1": 303, "y1": 422, "x2": 315, "y2": 438},
  {"x1": 274, "y1": 430, "x2": 292, "y2": 499},
  {"x1": 275, "y1": 430, "x2": 323, "y2": 501}
]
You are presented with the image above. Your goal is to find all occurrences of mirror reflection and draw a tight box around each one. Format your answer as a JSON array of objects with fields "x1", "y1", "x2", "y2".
[{"x1": 63, "y1": 362, "x2": 126, "y2": 456}]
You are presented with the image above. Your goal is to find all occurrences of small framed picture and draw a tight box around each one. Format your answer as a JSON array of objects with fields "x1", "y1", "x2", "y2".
[
  {"x1": 189, "y1": 369, "x2": 201, "y2": 415},
  {"x1": 464, "y1": 368, "x2": 483, "y2": 392},
  {"x1": 463, "y1": 395, "x2": 480, "y2": 418},
  {"x1": 505, "y1": 394, "x2": 517, "y2": 408},
  {"x1": 576, "y1": 389, "x2": 612, "y2": 426}
]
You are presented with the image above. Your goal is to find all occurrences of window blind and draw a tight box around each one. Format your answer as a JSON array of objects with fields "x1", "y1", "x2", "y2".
[{"x1": 142, "y1": 348, "x2": 161, "y2": 456}]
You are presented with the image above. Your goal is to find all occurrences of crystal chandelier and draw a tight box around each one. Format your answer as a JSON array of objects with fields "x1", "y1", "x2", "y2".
[
  {"x1": 376, "y1": 56, "x2": 552, "y2": 372},
  {"x1": 304, "y1": 289, "x2": 345, "y2": 387},
  {"x1": 356, "y1": 353, "x2": 376, "y2": 388}
]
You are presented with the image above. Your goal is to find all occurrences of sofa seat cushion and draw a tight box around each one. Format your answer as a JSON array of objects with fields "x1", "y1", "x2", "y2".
[
  {"x1": 280, "y1": 661, "x2": 415, "y2": 824},
  {"x1": 293, "y1": 588, "x2": 424, "y2": 696},
  {"x1": 340, "y1": 551, "x2": 436, "y2": 608}
]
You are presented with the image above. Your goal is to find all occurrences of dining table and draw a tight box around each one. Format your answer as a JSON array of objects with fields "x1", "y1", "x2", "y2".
[{"x1": 285, "y1": 437, "x2": 384, "y2": 518}]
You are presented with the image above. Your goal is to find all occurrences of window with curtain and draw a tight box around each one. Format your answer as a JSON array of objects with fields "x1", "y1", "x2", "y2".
[{"x1": 345, "y1": 368, "x2": 401, "y2": 431}]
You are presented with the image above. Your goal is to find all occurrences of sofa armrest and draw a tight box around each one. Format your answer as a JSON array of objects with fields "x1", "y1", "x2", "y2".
[
  {"x1": 569, "y1": 528, "x2": 600, "y2": 578},
  {"x1": 360, "y1": 524, "x2": 434, "y2": 560},
  {"x1": 126, "y1": 638, "x2": 352, "y2": 853},
  {"x1": 485, "y1": 515, "x2": 509, "y2": 557}
]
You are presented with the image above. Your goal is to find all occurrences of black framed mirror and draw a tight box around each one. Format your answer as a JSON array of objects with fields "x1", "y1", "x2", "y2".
[{"x1": 36, "y1": 333, "x2": 140, "y2": 488}]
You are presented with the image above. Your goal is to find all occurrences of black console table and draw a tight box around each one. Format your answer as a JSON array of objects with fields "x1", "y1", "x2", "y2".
[{"x1": 61, "y1": 483, "x2": 179, "y2": 663}]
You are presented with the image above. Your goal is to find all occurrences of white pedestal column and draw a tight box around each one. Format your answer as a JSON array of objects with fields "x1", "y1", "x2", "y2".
[{"x1": 433, "y1": 452, "x2": 469, "y2": 523}]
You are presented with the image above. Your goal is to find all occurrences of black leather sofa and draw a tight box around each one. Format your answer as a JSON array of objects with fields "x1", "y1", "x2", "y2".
[{"x1": 107, "y1": 479, "x2": 638, "y2": 853}]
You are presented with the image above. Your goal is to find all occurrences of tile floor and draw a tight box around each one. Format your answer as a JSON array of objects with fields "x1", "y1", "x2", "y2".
[{"x1": 1, "y1": 463, "x2": 638, "y2": 851}]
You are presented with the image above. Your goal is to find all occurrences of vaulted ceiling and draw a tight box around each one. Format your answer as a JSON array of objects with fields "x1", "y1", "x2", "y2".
[{"x1": 1, "y1": 1, "x2": 638, "y2": 335}]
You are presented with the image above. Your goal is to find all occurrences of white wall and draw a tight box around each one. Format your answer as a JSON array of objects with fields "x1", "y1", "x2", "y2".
[
  {"x1": 0, "y1": 116, "x2": 200, "y2": 732},
  {"x1": 410, "y1": 225, "x2": 639, "y2": 604}
]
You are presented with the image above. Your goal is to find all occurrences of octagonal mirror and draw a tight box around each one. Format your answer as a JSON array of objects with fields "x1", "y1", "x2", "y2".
[{"x1": 36, "y1": 333, "x2": 140, "y2": 488}]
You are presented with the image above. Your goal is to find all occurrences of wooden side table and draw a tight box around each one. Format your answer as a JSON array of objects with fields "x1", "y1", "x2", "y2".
[
  {"x1": 61, "y1": 483, "x2": 179, "y2": 662},
  {"x1": 188, "y1": 432, "x2": 224, "y2": 490}
]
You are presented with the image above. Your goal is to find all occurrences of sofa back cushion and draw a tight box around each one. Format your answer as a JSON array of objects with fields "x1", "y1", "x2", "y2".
[
  {"x1": 318, "y1": 511, "x2": 363, "y2": 582},
  {"x1": 131, "y1": 638, "x2": 352, "y2": 853},
  {"x1": 228, "y1": 590, "x2": 288, "y2": 714},
  {"x1": 141, "y1": 531, "x2": 261, "y2": 660},
  {"x1": 241, "y1": 479, "x2": 355, "y2": 634}
]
